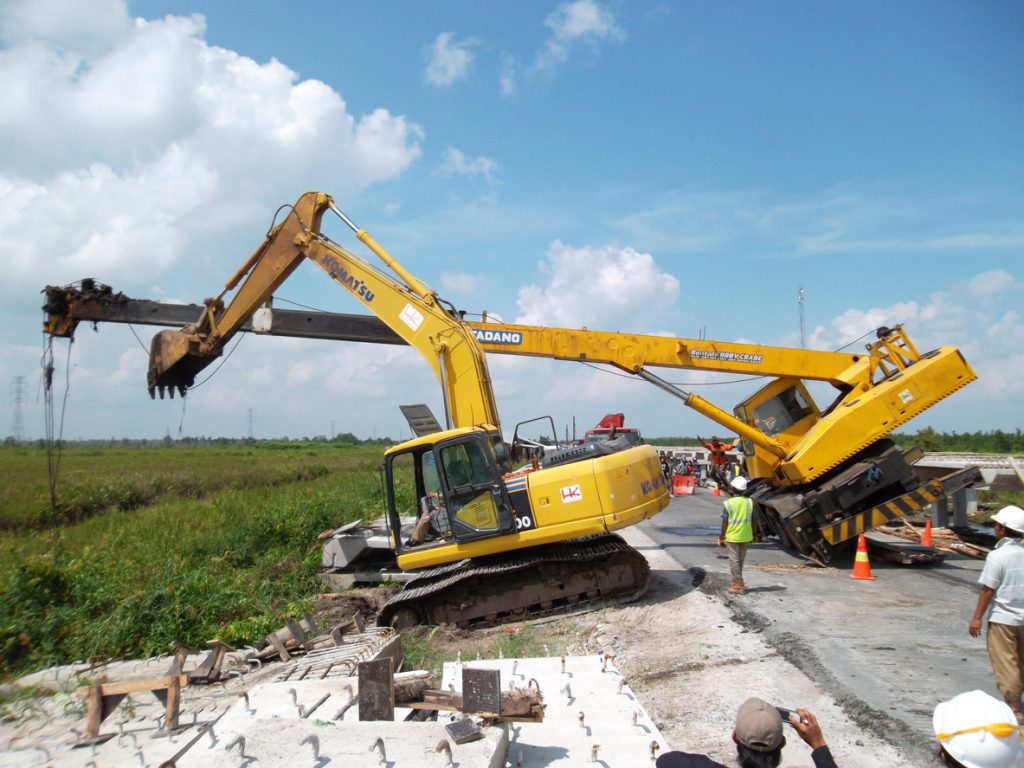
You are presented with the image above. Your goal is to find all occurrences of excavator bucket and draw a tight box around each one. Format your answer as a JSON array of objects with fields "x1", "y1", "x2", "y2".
[{"x1": 147, "y1": 329, "x2": 217, "y2": 399}]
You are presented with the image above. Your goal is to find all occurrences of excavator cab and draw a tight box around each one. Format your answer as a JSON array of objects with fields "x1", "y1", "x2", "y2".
[{"x1": 383, "y1": 427, "x2": 518, "y2": 564}]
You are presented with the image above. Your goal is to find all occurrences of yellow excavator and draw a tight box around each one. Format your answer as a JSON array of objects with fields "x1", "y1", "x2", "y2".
[
  {"x1": 128, "y1": 191, "x2": 668, "y2": 627},
  {"x1": 464, "y1": 320, "x2": 979, "y2": 561}
]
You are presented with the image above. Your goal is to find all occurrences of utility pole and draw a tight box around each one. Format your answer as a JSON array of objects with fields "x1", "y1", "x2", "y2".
[
  {"x1": 247, "y1": 408, "x2": 254, "y2": 440},
  {"x1": 797, "y1": 286, "x2": 806, "y2": 349},
  {"x1": 10, "y1": 376, "x2": 25, "y2": 442}
]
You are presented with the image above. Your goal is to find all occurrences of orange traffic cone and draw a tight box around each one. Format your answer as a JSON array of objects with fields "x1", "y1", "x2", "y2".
[
  {"x1": 712, "y1": 483, "x2": 720, "y2": 497},
  {"x1": 850, "y1": 534, "x2": 876, "y2": 581},
  {"x1": 921, "y1": 519, "x2": 933, "y2": 547}
]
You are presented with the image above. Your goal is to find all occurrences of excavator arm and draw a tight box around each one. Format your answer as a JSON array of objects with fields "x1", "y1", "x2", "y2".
[{"x1": 147, "y1": 191, "x2": 500, "y2": 432}]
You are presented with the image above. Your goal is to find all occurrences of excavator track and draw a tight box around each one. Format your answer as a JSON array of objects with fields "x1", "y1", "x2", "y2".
[{"x1": 376, "y1": 533, "x2": 650, "y2": 629}]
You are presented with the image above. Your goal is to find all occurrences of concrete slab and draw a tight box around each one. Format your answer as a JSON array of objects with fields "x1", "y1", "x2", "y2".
[{"x1": 442, "y1": 655, "x2": 669, "y2": 767}]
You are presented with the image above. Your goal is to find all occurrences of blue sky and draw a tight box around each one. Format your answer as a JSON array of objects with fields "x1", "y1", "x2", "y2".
[{"x1": 1, "y1": 0, "x2": 1022, "y2": 442}]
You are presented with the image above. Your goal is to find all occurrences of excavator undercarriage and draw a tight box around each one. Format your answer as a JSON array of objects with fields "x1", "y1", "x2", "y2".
[{"x1": 377, "y1": 533, "x2": 650, "y2": 628}]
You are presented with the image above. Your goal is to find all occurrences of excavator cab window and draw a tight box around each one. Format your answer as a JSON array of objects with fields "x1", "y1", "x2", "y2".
[{"x1": 436, "y1": 436, "x2": 515, "y2": 542}]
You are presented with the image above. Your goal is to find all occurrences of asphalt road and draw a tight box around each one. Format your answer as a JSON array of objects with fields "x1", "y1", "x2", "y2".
[{"x1": 638, "y1": 487, "x2": 994, "y2": 749}]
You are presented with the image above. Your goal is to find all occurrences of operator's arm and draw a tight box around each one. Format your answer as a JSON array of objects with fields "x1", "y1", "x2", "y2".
[
  {"x1": 791, "y1": 709, "x2": 837, "y2": 768},
  {"x1": 970, "y1": 586, "x2": 995, "y2": 637},
  {"x1": 718, "y1": 508, "x2": 727, "y2": 547}
]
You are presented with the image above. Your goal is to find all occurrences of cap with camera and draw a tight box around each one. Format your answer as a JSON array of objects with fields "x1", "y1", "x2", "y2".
[{"x1": 735, "y1": 697, "x2": 784, "y2": 752}]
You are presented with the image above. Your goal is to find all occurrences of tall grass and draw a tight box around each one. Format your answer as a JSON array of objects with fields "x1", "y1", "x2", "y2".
[{"x1": 0, "y1": 444, "x2": 386, "y2": 677}]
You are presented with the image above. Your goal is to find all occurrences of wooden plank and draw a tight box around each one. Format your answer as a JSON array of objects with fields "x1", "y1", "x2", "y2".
[{"x1": 76, "y1": 675, "x2": 189, "y2": 698}]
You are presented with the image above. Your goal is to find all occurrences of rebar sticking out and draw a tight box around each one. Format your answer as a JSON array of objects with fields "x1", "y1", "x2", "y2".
[
  {"x1": 560, "y1": 681, "x2": 572, "y2": 700},
  {"x1": 591, "y1": 744, "x2": 600, "y2": 763},
  {"x1": 511, "y1": 660, "x2": 518, "y2": 676},
  {"x1": 135, "y1": 748, "x2": 146, "y2": 767},
  {"x1": 206, "y1": 725, "x2": 218, "y2": 746},
  {"x1": 633, "y1": 709, "x2": 639, "y2": 726},
  {"x1": 578, "y1": 711, "x2": 586, "y2": 728},
  {"x1": 560, "y1": 656, "x2": 566, "y2": 674},
  {"x1": 618, "y1": 678, "x2": 627, "y2": 694},
  {"x1": 435, "y1": 738, "x2": 453, "y2": 767},
  {"x1": 650, "y1": 740, "x2": 661, "y2": 760},
  {"x1": 368, "y1": 736, "x2": 386, "y2": 765},
  {"x1": 226, "y1": 735, "x2": 246, "y2": 756},
  {"x1": 528, "y1": 678, "x2": 540, "y2": 692},
  {"x1": 302, "y1": 734, "x2": 320, "y2": 761}
]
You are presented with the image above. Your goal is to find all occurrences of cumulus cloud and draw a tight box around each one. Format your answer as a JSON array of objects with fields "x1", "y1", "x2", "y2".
[
  {"x1": 424, "y1": 32, "x2": 474, "y2": 87},
  {"x1": 0, "y1": 0, "x2": 423, "y2": 295},
  {"x1": 515, "y1": 241, "x2": 679, "y2": 328},
  {"x1": 437, "y1": 147, "x2": 497, "y2": 180},
  {"x1": 533, "y1": 0, "x2": 625, "y2": 73}
]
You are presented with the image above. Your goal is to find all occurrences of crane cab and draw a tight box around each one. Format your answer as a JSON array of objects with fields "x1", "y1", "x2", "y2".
[{"x1": 734, "y1": 377, "x2": 819, "y2": 483}]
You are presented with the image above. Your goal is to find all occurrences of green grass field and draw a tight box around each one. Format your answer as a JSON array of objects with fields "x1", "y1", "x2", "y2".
[{"x1": 0, "y1": 443, "x2": 389, "y2": 677}]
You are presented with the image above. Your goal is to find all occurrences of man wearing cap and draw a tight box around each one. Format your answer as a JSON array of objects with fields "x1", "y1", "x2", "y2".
[
  {"x1": 720, "y1": 475, "x2": 755, "y2": 594},
  {"x1": 655, "y1": 697, "x2": 839, "y2": 768},
  {"x1": 970, "y1": 504, "x2": 1024, "y2": 723}
]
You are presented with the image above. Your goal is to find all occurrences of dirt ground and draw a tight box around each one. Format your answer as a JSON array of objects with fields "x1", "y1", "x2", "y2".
[{"x1": 317, "y1": 550, "x2": 927, "y2": 767}]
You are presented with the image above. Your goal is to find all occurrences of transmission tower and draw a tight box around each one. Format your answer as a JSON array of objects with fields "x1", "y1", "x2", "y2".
[
  {"x1": 797, "y1": 286, "x2": 806, "y2": 349},
  {"x1": 10, "y1": 376, "x2": 25, "y2": 442},
  {"x1": 248, "y1": 408, "x2": 254, "y2": 440}
]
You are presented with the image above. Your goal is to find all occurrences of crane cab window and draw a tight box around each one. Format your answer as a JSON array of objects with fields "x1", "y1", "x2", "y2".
[{"x1": 751, "y1": 385, "x2": 813, "y2": 436}]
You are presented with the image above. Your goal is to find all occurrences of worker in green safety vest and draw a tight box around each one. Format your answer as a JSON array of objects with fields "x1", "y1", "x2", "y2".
[{"x1": 718, "y1": 475, "x2": 754, "y2": 594}]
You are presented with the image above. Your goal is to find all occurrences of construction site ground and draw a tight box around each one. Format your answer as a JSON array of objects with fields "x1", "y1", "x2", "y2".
[{"x1": 4, "y1": 488, "x2": 992, "y2": 766}]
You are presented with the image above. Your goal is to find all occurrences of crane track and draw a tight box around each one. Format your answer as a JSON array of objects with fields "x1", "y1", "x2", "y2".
[{"x1": 376, "y1": 533, "x2": 650, "y2": 629}]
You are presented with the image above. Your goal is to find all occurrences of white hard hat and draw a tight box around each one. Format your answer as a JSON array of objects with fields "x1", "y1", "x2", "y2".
[
  {"x1": 934, "y1": 690, "x2": 1023, "y2": 768},
  {"x1": 730, "y1": 476, "x2": 748, "y2": 493},
  {"x1": 992, "y1": 505, "x2": 1024, "y2": 534}
]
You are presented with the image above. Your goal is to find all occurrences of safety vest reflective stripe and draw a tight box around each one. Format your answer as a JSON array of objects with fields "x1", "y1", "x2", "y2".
[{"x1": 724, "y1": 496, "x2": 754, "y2": 543}]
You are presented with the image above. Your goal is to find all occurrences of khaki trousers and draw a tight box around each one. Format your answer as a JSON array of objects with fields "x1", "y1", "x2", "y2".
[
  {"x1": 726, "y1": 542, "x2": 749, "y2": 581},
  {"x1": 987, "y1": 621, "x2": 1024, "y2": 702}
]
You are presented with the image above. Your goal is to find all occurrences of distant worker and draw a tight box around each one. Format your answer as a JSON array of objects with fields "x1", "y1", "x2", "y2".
[
  {"x1": 719, "y1": 475, "x2": 754, "y2": 594},
  {"x1": 933, "y1": 689, "x2": 1023, "y2": 767},
  {"x1": 698, "y1": 435, "x2": 735, "y2": 490},
  {"x1": 655, "y1": 697, "x2": 839, "y2": 767},
  {"x1": 969, "y1": 505, "x2": 1024, "y2": 722}
]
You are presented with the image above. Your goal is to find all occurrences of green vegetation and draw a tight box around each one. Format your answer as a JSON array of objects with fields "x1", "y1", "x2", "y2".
[{"x1": 0, "y1": 443, "x2": 386, "y2": 678}]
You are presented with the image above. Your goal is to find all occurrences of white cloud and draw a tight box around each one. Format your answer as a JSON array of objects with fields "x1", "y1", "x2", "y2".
[
  {"x1": 438, "y1": 147, "x2": 497, "y2": 180},
  {"x1": 440, "y1": 271, "x2": 493, "y2": 296},
  {"x1": 533, "y1": 0, "x2": 625, "y2": 73},
  {"x1": 499, "y1": 54, "x2": 517, "y2": 96},
  {"x1": 515, "y1": 241, "x2": 680, "y2": 328},
  {"x1": 0, "y1": 0, "x2": 131, "y2": 58},
  {"x1": 0, "y1": 0, "x2": 423, "y2": 296},
  {"x1": 969, "y1": 269, "x2": 1015, "y2": 296},
  {"x1": 424, "y1": 32, "x2": 474, "y2": 87}
]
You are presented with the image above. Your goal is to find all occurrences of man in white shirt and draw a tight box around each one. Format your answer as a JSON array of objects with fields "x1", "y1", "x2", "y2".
[{"x1": 970, "y1": 504, "x2": 1024, "y2": 722}]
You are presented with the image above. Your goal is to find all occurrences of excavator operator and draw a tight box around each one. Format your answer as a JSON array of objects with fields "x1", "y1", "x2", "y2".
[{"x1": 407, "y1": 453, "x2": 450, "y2": 546}]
